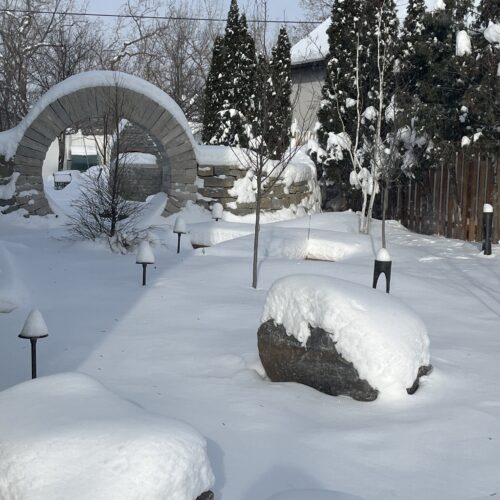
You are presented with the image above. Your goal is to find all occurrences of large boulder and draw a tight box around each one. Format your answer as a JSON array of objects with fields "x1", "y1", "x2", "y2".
[
  {"x1": 258, "y1": 321, "x2": 379, "y2": 401},
  {"x1": 258, "y1": 275, "x2": 432, "y2": 401}
]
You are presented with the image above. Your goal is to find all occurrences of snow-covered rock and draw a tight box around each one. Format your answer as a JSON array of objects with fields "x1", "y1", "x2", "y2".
[
  {"x1": 0, "y1": 373, "x2": 214, "y2": 500},
  {"x1": 261, "y1": 275, "x2": 431, "y2": 399}
]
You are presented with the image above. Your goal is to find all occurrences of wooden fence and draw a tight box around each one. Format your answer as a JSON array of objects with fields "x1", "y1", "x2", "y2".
[{"x1": 389, "y1": 151, "x2": 500, "y2": 243}]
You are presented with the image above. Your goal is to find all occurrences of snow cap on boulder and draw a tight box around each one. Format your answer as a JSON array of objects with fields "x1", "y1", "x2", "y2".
[{"x1": 261, "y1": 275, "x2": 430, "y2": 399}]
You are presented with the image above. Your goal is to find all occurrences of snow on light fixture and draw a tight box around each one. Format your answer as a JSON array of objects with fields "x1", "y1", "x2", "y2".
[
  {"x1": 211, "y1": 203, "x2": 223, "y2": 222},
  {"x1": 373, "y1": 248, "x2": 392, "y2": 294},
  {"x1": 18, "y1": 309, "x2": 49, "y2": 379},
  {"x1": 136, "y1": 240, "x2": 155, "y2": 286},
  {"x1": 173, "y1": 216, "x2": 187, "y2": 254}
]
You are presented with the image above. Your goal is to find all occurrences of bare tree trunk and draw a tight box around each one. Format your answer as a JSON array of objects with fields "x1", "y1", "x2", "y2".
[
  {"x1": 57, "y1": 131, "x2": 66, "y2": 171},
  {"x1": 252, "y1": 178, "x2": 262, "y2": 289},
  {"x1": 382, "y1": 182, "x2": 388, "y2": 248}
]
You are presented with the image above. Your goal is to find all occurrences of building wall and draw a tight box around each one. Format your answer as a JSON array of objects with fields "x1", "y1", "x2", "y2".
[{"x1": 291, "y1": 60, "x2": 326, "y2": 138}]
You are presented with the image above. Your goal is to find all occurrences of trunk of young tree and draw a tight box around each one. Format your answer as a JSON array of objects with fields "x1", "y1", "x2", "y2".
[
  {"x1": 252, "y1": 177, "x2": 262, "y2": 289},
  {"x1": 382, "y1": 181, "x2": 389, "y2": 249},
  {"x1": 57, "y1": 131, "x2": 66, "y2": 171}
]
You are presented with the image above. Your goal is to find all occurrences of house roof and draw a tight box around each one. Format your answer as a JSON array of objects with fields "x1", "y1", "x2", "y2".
[{"x1": 291, "y1": 18, "x2": 330, "y2": 66}]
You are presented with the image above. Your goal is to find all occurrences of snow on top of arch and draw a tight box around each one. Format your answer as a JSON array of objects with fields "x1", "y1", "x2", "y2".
[{"x1": 0, "y1": 71, "x2": 197, "y2": 160}]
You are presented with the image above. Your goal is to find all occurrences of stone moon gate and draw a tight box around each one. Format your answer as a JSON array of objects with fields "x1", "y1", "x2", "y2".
[{"x1": 10, "y1": 71, "x2": 199, "y2": 215}]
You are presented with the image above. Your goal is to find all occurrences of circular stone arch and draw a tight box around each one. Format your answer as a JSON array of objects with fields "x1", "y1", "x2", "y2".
[{"x1": 13, "y1": 71, "x2": 198, "y2": 215}]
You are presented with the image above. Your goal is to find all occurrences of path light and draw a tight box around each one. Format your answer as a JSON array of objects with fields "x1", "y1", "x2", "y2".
[
  {"x1": 373, "y1": 248, "x2": 392, "y2": 294},
  {"x1": 136, "y1": 240, "x2": 155, "y2": 286},
  {"x1": 212, "y1": 202, "x2": 223, "y2": 222},
  {"x1": 173, "y1": 215, "x2": 187, "y2": 254},
  {"x1": 18, "y1": 309, "x2": 49, "y2": 379},
  {"x1": 483, "y1": 204, "x2": 493, "y2": 256}
]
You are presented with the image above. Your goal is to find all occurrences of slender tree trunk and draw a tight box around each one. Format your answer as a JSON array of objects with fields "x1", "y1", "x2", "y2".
[
  {"x1": 252, "y1": 179, "x2": 262, "y2": 289},
  {"x1": 382, "y1": 181, "x2": 388, "y2": 248},
  {"x1": 360, "y1": 188, "x2": 368, "y2": 233},
  {"x1": 58, "y1": 131, "x2": 66, "y2": 171},
  {"x1": 366, "y1": 179, "x2": 378, "y2": 235}
]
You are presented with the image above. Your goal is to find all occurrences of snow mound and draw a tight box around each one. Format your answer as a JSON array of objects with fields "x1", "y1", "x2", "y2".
[
  {"x1": 262, "y1": 275, "x2": 430, "y2": 399},
  {"x1": 0, "y1": 373, "x2": 214, "y2": 500}
]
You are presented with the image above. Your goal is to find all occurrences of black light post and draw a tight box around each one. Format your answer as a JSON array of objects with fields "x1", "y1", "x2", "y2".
[
  {"x1": 173, "y1": 215, "x2": 187, "y2": 254},
  {"x1": 373, "y1": 248, "x2": 392, "y2": 294},
  {"x1": 18, "y1": 309, "x2": 49, "y2": 379},
  {"x1": 136, "y1": 240, "x2": 155, "y2": 286},
  {"x1": 483, "y1": 203, "x2": 493, "y2": 256},
  {"x1": 212, "y1": 202, "x2": 223, "y2": 222}
]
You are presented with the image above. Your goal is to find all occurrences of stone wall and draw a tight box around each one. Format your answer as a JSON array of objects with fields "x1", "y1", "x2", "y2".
[
  {"x1": 0, "y1": 156, "x2": 50, "y2": 215},
  {"x1": 196, "y1": 161, "x2": 320, "y2": 216},
  {"x1": 123, "y1": 164, "x2": 162, "y2": 202}
]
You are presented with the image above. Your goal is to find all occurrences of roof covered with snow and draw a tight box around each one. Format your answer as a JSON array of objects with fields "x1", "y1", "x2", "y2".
[{"x1": 291, "y1": 19, "x2": 330, "y2": 65}]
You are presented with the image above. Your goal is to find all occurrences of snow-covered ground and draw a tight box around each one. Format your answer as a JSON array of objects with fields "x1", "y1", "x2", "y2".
[{"x1": 1, "y1": 197, "x2": 500, "y2": 498}]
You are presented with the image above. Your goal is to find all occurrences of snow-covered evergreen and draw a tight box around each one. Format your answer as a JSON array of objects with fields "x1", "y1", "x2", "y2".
[
  {"x1": 201, "y1": 36, "x2": 225, "y2": 145},
  {"x1": 268, "y1": 27, "x2": 292, "y2": 159}
]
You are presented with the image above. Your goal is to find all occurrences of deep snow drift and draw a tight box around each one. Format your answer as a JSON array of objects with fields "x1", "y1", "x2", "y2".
[{"x1": 0, "y1": 373, "x2": 214, "y2": 500}]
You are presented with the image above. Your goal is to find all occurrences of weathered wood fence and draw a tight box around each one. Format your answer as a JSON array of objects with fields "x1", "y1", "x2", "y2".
[{"x1": 389, "y1": 151, "x2": 500, "y2": 243}]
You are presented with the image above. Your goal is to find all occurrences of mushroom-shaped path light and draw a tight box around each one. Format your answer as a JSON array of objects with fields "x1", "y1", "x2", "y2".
[
  {"x1": 18, "y1": 309, "x2": 49, "y2": 379},
  {"x1": 173, "y1": 216, "x2": 187, "y2": 254},
  {"x1": 373, "y1": 248, "x2": 392, "y2": 294},
  {"x1": 211, "y1": 203, "x2": 223, "y2": 222},
  {"x1": 136, "y1": 240, "x2": 155, "y2": 286}
]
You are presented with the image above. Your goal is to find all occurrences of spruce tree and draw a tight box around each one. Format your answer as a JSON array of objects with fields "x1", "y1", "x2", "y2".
[
  {"x1": 213, "y1": 2, "x2": 256, "y2": 147},
  {"x1": 418, "y1": 2, "x2": 473, "y2": 160},
  {"x1": 474, "y1": 0, "x2": 500, "y2": 27},
  {"x1": 462, "y1": 0, "x2": 500, "y2": 147},
  {"x1": 201, "y1": 36, "x2": 225, "y2": 144},
  {"x1": 316, "y1": 0, "x2": 364, "y2": 198},
  {"x1": 268, "y1": 26, "x2": 292, "y2": 159}
]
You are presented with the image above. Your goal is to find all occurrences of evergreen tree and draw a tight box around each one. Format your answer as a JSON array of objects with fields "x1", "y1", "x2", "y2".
[
  {"x1": 418, "y1": 3, "x2": 473, "y2": 160},
  {"x1": 474, "y1": 0, "x2": 500, "y2": 27},
  {"x1": 316, "y1": 0, "x2": 364, "y2": 198},
  {"x1": 211, "y1": 1, "x2": 256, "y2": 147},
  {"x1": 201, "y1": 36, "x2": 225, "y2": 144},
  {"x1": 267, "y1": 26, "x2": 292, "y2": 159},
  {"x1": 462, "y1": 0, "x2": 500, "y2": 147}
]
